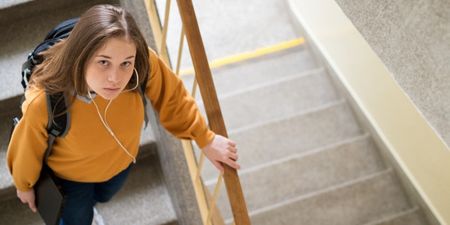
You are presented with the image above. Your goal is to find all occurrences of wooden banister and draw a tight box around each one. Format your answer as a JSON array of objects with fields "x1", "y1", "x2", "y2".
[{"x1": 176, "y1": 1, "x2": 251, "y2": 224}]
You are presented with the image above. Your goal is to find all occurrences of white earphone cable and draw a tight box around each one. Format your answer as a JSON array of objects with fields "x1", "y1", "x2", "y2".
[
  {"x1": 88, "y1": 73, "x2": 138, "y2": 163},
  {"x1": 89, "y1": 95, "x2": 137, "y2": 164}
]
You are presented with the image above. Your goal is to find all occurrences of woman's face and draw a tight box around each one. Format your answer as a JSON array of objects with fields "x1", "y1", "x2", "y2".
[{"x1": 85, "y1": 37, "x2": 137, "y2": 100}]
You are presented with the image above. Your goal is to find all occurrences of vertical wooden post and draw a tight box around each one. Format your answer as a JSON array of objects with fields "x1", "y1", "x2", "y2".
[{"x1": 176, "y1": 1, "x2": 251, "y2": 224}]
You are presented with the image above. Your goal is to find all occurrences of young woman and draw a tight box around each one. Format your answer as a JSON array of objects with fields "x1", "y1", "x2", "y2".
[{"x1": 7, "y1": 4, "x2": 239, "y2": 225}]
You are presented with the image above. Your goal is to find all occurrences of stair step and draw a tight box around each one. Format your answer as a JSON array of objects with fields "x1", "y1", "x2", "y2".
[
  {"x1": 198, "y1": 69, "x2": 340, "y2": 130},
  {"x1": 0, "y1": 197, "x2": 43, "y2": 225},
  {"x1": 0, "y1": 0, "x2": 32, "y2": 9},
  {"x1": 181, "y1": 47, "x2": 320, "y2": 98},
  {"x1": 0, "y1": 0, "x2": 35, "y2": 24},
  {"x1": 0, "y1": 110, "x2": 17, "y2": 198},
  {"x1": 0, "y1": 0, "x2": 109, "y2": 24},
  {"x1": 96, "y1": 155, "x2": 177, "y2": 225},
  {"x1": 0, "y1": 155, "x2": 175, "y2": 225},
  {"x1": 0, "y1": 96, "x2": 21, "y2": 116},
  {"x1": 138, "y1": 122, "x2": 158, "y2": 159},
  {"x1": 200, "y1": 100, "x2": 363, "y2": 180},
  {"x1": 246, "y1": 169, "x2": 413, "y2": 225},
  {"x1": 0, "y1": 110, "x2": 157, "y2": 200},
  {"x1": 207, "y1": 134, "x2": 387, "y2": 220},
  {"x1": 363, "y1": 207, "x2": 427, "y2": 225}
]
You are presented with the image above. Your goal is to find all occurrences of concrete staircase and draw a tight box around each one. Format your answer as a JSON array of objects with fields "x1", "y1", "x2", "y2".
[
  {"x1": 0, "y1": 1, "x2": 178, "y2": 224},
  {"x1": 168, "y1": 1, "x2": 431, "y2": 223},
  {"x1": 183, "y1": 44, "x2": 430, "y2": 224},
  {"x1": 0, "y1": 0, "x2": 433, "y2": 225}
]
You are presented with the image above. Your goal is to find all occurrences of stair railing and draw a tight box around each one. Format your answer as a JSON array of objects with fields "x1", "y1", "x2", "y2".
[{"x1": 143, "y1": 1, "x2": 251, "y2": 225}]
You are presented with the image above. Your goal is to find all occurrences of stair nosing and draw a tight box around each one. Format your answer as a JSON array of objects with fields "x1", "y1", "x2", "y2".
[
  {"x1": 0, "y1": 96, "x2": 22, "y2": 116},
  {"x1": 229, "y1": 98, "x2": 347, "y2": 135},
  {"x1": 198, "y1": 67, "x2": 326, "y2": 101},
  {"x1": 0, "y1": 0, "x2": 32, "y2": 11},
  {"x1": 360, "y1": 206, "x2": 420, "y2": 225}
]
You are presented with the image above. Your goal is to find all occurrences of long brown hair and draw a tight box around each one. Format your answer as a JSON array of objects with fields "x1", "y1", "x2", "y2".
[{"x1": 30, "y1": 4, "x2": 150, "y2": 99}]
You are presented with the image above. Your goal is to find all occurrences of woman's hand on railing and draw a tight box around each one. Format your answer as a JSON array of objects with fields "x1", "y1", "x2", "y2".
[{"x1": 202, "y1": 134, "x2": 240, "y2": 173}]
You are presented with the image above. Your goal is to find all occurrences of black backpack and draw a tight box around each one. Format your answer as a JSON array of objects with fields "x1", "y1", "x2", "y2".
[{"x1": 15, "y1": 17, "x2": 149, "y2": 159}]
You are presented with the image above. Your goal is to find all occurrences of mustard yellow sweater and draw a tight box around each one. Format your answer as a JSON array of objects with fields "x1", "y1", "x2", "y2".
[{"x1": 7, "y1": 50, "x2": 215, "y2": 192}]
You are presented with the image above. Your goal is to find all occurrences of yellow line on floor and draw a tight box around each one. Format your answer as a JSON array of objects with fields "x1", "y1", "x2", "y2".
[{"x1": 179, "y1": 37, "x2": 305, "y2": 76}]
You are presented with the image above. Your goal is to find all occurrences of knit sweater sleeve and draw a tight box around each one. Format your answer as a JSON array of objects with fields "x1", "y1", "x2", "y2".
[
  {"x1": 7, "y1": 88, "x2": 49, "y2": 192},
  {"x1": 145, "y1": 49, "x2": 215, "y2": 148}
]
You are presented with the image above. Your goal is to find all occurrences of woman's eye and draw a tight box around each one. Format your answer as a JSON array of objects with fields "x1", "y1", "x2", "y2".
[
  {"x1": 98, "y1": 60, "x2": 108, "y2": 66},
  {"x1": 122, "y1": 61, "x2": 132, "y2": 67}
]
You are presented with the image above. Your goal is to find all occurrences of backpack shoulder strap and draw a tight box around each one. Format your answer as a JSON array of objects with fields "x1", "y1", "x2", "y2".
[
  {"x1": 139, "y1": 73, "x2": 149, "y2": 128},
  {"x1": 43, "y1": 92, "x2": 70, "y2": 162}
]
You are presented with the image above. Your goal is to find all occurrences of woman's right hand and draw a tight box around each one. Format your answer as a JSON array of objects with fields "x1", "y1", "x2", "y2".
[{"x1": 17, "y1": 189, "x2": 37, "y2": 213}]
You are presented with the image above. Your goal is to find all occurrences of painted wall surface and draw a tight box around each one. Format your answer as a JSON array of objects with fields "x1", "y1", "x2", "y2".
[{"x1": 333, "y1": 0, "x2": 450, "y2": 148}]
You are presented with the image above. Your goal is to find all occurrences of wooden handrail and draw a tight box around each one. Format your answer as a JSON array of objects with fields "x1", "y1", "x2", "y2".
[
  {"x1": 144, "y1": 1, "x2": 226, "y2": 224},
  {"x1": 176, "y1": 1, "x2": 251, "y2": 224}
]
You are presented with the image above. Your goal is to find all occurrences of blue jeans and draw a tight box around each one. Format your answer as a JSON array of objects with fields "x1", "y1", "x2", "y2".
[{"x1": 58, "y1": 164, "x2": 132, "y2": 225}]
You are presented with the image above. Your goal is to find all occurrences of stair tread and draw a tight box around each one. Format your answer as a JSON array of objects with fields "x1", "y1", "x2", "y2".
[
  {"x1": 363, "y1": 207, "x2": 427, "y2": 225},
  {"x1": 0, "y1": 0, "x2": 120, "y2": 25},
  {"x1": 0, "y1": 197, "x2": 44, "y2": 225},
  {"x1": 198, "y1": 69, "x2": 341, "y2": 130},
  {"x1": 96, "y1": 155, "x2": 177, "y2": 225},
  {"x1": 0, "y1": 0, "x2": 32, "y2": 11},
  {"x1": 181, "y1": 47, "x2": 319, "y2": 99},
  {"x1": 208, "y1": 134, "x2": 389, "y2": 219},
  {"x1": 247, "y1": 169, "x2": 414, "y2": 225}
]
